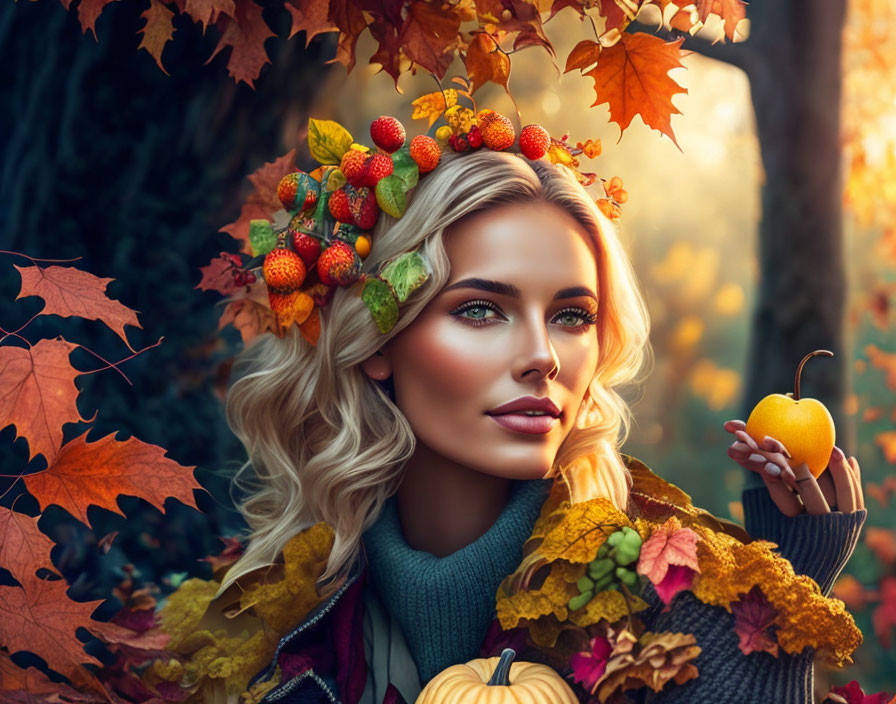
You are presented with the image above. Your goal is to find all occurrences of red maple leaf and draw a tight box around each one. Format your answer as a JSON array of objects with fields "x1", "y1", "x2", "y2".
[
  {"x1": 284, "y1": 0, "x2": 338, "y2": 45},
  {"x1": 196, "y1": 253, "x2": 242, "y2": 296},
  {"x1": 0, "y1": 507, "x2": 61, "y2": 592},
  {"x1": 731, "y1": 584, "x2": 779, "y2": 657},
  {"x1": 636, "y1": 518, "x2": 701, "y2": 606},
  {"x1": 0, "y1": 338, "x2": 93, "y2": 465},
  {"x1": 15, "y1": 264, "x2": 142, "y2": 352},
  {"x1": 207, "y1": 0, "x2": 276, "y2": 87},
  {"x1": 185, "y1": 0, "x2": 236, "y2": 32},
  {"x1": 0, "y1": 651, "x2": 101, "y2": 702},
  {"x1": 23, "y1": 430, "x2": 203, "y2": 530}
]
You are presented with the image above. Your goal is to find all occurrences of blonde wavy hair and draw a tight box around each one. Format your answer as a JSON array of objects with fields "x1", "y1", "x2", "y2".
[{"x1": 217, "y1": 149, "x2": 653, "y2": 600}]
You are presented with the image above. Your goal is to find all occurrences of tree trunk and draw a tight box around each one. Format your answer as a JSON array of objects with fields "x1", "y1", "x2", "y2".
[{"x1": 740, "y1": 0, "x2": 849, "y2": 488}]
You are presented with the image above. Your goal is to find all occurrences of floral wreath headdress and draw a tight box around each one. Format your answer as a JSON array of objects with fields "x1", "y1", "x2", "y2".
[{"x1": 213, "y1": 78, "x2": 626, "y2": 347}]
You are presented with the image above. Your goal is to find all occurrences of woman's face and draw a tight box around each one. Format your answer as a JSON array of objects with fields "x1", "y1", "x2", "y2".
[{"x1": 365, "y1": 200, "x2": 600, "y2": 480}]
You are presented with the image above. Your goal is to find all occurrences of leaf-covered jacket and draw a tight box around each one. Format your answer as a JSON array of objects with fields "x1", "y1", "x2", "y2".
[{"x1": 188, "y1": 455, "x2": 867, "y2": 704}]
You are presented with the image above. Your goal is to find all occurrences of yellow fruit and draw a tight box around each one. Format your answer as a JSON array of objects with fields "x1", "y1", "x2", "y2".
[
  {"x1": 355, "y1": 234, "x2": 371, "y2": 258},
  {"x1": 745, "y1": 350, "x2": 836, "y2": 479}
]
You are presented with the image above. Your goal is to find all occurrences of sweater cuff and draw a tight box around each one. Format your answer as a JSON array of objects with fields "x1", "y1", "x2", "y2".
[{"x1": 741, "y1": 487, "x2": 867, "y2": 596}]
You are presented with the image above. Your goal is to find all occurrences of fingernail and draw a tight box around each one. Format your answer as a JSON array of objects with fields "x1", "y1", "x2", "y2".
[
  {"x1": 833, "y1": 446, "x2": 845, "y2": 460},
  {"x1": 764, "y1": 463, "x2": 781, "y2": 477},
  {"x1": 748, "y1": 453, "x2": 766, "y2": 464}
]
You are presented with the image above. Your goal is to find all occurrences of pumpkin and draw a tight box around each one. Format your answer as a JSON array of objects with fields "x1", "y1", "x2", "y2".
[
  {"x1": 414, "y1": 648, "x2": 579, "y2": 704},
  {"x1": 745, "y1": 349, "x2": 836, "y2": 479}
]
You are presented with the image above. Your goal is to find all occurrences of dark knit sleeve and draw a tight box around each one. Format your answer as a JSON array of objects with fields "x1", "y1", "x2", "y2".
[
  {"x1": 741, "y1": 486, "x2": 867, "y2": 596},
  {"x1": 637, "y1": 586, "x2": 815, "y2": 704},
  {"x1": 631, "y1": 491, "x2": 867, "y2": 703}
]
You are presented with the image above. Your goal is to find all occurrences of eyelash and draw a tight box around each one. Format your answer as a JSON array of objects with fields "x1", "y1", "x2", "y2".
[{"x1": 450, "y1": 299, "x2": 598, "y2": 330}]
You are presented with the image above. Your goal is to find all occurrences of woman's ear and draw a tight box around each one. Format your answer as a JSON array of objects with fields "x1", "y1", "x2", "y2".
[{"x1": 360, "y1": 348, "x2": 393, "y2": 381}]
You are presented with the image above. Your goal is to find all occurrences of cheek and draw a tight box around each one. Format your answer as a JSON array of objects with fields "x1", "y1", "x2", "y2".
[{"x1": 391, "y1": 319, "x2": 499, "y2": 417}]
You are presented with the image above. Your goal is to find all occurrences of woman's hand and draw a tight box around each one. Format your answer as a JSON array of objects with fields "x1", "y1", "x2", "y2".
[{"x1": 723, "y1": 419, "x2": 865, "y2": 517}]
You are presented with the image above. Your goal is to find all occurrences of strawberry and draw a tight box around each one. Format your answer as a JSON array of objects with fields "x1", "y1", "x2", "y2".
[
  {"x1": 349, "y1": 186, "x2": 380, "y2": 231},
  {"x1": 479, "y1": 112, "x2": 515, "y2": 151},
  {"x1": 291, "y1": 231, "x2": 322, "y2": 268},
  {"x1": 278, "y1": 171, "x2": 320, "y2": 212},
  {"x1": 263, "y1": 247, "x2": 306, "y2": 293},
  {"x1": 341, "y1": 148, "x2": 369, "y2": 188},
  {"x1": 328, "y1": 186, "x2": 355, "y2": 224},
  {"x1": 410, "y1": 135, "x2": 441, "y2": 173},
  {"x1": 317, "y1": 240, "x2": 361, "y2": 286},
  {"x1": 364, "y1": 153, "x2": 394, "y2": 187},
  {"x1": 370, "y1": 116, "x2": 406, "y2": 153},
  {"x1": 519, "y1": 124, "x2": 551, "y2": 160}
]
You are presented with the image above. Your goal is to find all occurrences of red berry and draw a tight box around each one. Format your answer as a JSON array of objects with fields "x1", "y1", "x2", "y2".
[
  {"x1": 291, "y1": 231, "x2": 322, "y2": 268},
  {"x1": 370, "y1": 116, "x2": 406, "y2": 153},
  {"x1": 451, "y1": 135, "x2": 470, "y2": 153},
  {"x1": 328, "y1": 186, "x2": 355, "y2": 224},
  {"x1": 519, "y1": 124, "x2": 551, "y2": 160},
  {"x1": 364, "y1": 153, "x2": 394, "y2": 187},
  {"x1": 349, "y1": 187, "x2": 380, "y2": 231},
  {"x1": 341, "y1": 149, "x2": 369, "y2": 189},
  {"x1": 409, "y1": 135, "x2": 441, "y2": 173},
  {"x1": 466, "y1": 125, "x2": 483, "y2": 149},
  {"x1": 317, "y1": 240, "x2": 361, "y2": 286}
]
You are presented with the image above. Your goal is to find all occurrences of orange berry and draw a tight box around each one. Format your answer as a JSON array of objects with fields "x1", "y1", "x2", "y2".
[
  {"x1": 519, "y1": 124, "x2": 551, "y2": 160},
  {"x1": 263, "y1": 248, "x2": 306, "y2": 293},
  {"x1": 355, "y1": 234, "x2": 371, "y2": 258},
  {"x1": 410, "y1": 135, "x2": 441, "y2": 173},
  {"x1": 479, "y1": 113, "x2": 515, "y2": 151}
]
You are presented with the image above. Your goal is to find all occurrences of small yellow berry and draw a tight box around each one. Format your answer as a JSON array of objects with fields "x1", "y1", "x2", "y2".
[
  {"x1": 435, "y1": 125, "x2": 453, "y2": 143},
  {"x1": 355, "y1": 235, "x2": 371, "y2": 258}
]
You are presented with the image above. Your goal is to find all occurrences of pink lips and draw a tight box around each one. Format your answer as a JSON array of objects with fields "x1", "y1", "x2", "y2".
[{"x1": 488, "y1": 413, "x2": 558, "y2": 435}]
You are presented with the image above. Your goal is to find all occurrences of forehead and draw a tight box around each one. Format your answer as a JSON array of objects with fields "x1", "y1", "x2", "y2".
[{"x1": 443, "y1": 202, "x2": 598, "y2": 289}]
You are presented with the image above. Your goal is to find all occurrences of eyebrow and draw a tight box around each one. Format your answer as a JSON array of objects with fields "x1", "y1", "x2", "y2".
[{"x1": 441, "y1": 277, "x2": 598, "y2": 303}]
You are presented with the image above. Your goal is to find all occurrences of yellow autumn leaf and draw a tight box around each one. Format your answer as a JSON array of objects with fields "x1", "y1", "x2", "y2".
[
  {"x1": 307, "y1": 118, "x2": 354, "y2": 165},
  {"x1": 496, "y1": 560, "x2": 582, "y2": 629},
  {"x1": 567, "y1": 589, "x2": 648, "y2": 628},
  {"x1": 411, "y1": 89, "x2": 458, "y2": 127},
  {"x1": 159, "y1": 578, "x2": 222, "y2": 650},
  {"x1": 537, "y1": 497, "x2": 632, "y2": 563}
]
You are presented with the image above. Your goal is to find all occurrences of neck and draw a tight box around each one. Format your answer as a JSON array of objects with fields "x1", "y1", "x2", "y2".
[{"x1": 396, "y1": 441, "x2": 513, "y2": 557}]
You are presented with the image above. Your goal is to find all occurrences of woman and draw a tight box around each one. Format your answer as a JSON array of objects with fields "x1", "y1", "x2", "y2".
[{"x1": 212, "y1": 147, "x2": 866, "y2": 704}]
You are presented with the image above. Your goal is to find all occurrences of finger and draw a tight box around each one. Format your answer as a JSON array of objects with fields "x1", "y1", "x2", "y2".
[
  {"x1": 827, "y1": 446, "x2": 856, "y2": 513},
  {"x1": 792, "y1": 462, "x2": 830, "y2": 515},
  {"x1": 817, "y1": 472, "x2": 840, "y2": 511},
  {"x1": 755, "y1": 436, "x2": 798, "y2": 488},
  {"x1": 848, "y1": 456, "x2": 864, "y2": 510},
  {"x1": 724, "y1": 420, "x2": 746, "y2": 434},
  {"x1": 728, "y1": 442, "x2": 791, "y2": 483},
  {"x1": 761, "y1": 471, "x2": 804, "y2": 517}
]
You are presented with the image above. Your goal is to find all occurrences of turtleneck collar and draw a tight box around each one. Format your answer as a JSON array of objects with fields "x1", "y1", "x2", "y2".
[{"x1": 360, "y1": 477, "x2": 553, "y2": 684}]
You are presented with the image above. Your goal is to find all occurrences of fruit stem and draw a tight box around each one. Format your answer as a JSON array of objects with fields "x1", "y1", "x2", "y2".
[
  {"x1": 793, "y1": 349, "x2": 834, "y2": 400},
  {"x1": 487, "y1": 648, "x2": 516, "y2": 686}
]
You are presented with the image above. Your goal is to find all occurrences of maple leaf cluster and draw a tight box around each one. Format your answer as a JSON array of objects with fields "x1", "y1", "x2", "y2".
[
  {"x1": 0, "y1": 252, "x2": 207, "y2": 702},
  {"x1": 62, "y1": 0, "x2": 747, "y2": 146}
]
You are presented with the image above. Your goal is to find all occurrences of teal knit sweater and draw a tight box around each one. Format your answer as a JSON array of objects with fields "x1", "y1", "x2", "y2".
[{"x1": 361, "y1": 477, "x2": 553, "y2": 683}]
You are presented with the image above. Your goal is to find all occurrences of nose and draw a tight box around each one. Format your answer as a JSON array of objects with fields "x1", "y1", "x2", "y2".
[{"x1": 512, "y1": 312, "x2": 560, "y2": 382}]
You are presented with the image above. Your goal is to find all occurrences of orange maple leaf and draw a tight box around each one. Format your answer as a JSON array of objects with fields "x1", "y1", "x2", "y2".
[
  {"x1": 207, "y1": 0, "x2": 276, "y2": 87},
  {"x1": 138, "y1": 0, "x2": 176, "y2": 74},
  {"x1": 76, "y1": 0, "x2": 121, "y2": 39},
  {"x1": 695, "y1": 0, "x2": 747, "y2": 42},
  {"x1": 15, "y1": 264, "x2": 142, "y2": 353},
  {"x1": 23, "y1": 430, "x2": 203, "y2": 530},
  {"x1": 0, "y1": 508, "x2": 61, "y2": 592},
  {"x1": 218, "y1": 279, "x2": 278, "y2": 345},
  {"x1": 0, "y1": 338, "x2": 93, "y2": 465},
  {"x1": 463, "y1": 31, "x2": 511, "y2": 95},
  {"x1": 219, "y1": 149, "x2": 297, "y2": 247},
  {"x1": 584, "y1": 32, "x2": 687, "y2": 148},
  {"x1": 197, "y1": 253, "x2": 241, "y2": 296},
  {"x1": 0, "y1": 579, "x2": 113, "y2": 691},
  {"x1": 185, "y1": 0, "x2": 236, "y2": 32},
  {"x1": 0, "y1": 651, "x2": 100, "y2": 701}
]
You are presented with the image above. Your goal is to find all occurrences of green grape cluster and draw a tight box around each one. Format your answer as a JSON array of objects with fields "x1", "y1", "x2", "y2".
[{"x1": 567, "y1": 527, "x2": 643, "y2": 612}]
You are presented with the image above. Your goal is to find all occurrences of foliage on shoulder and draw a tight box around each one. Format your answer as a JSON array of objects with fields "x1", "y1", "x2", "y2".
[{"x1": 495, "y1": 453, "x2": 864, "y2": 701}]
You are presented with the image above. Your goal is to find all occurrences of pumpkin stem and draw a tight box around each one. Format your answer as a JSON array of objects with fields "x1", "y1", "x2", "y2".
[
  {"x1": 487, "y1": 648, "x2": 516, "y2": 686},
  {"x1": 793, "y1": 350, "x2": 834, "y2": 401}
]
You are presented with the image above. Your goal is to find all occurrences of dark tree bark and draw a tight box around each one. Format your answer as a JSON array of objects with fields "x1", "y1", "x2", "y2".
[{"x1": 0, "y1": 0, "x2": 336, "y2": 597}]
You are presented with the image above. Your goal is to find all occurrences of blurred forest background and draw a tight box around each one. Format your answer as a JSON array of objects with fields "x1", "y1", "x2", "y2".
[{"x1": 1, "y1": 0, "x2": 895, "y2": 697}]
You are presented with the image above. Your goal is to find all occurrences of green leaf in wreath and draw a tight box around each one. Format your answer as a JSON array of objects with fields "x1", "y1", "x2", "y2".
[
  {"x1": 249, "y1": 220, "x2": 277, "y2": 257},
  {"x1": 361, "y1": 277, "x2": 399, "y2": 333},
  {"x1": 379, "y1": 251, "x2": 430, "y2": 303},
  {"x1": 391, "y1": 146, "x2": 420, "y2": 190},
  {"x1": 308, "y1": 119, "x2": 354, "y2": 165},
  {"x1": 375, "y1": 174, "x2": 408, "y2": 219}
]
